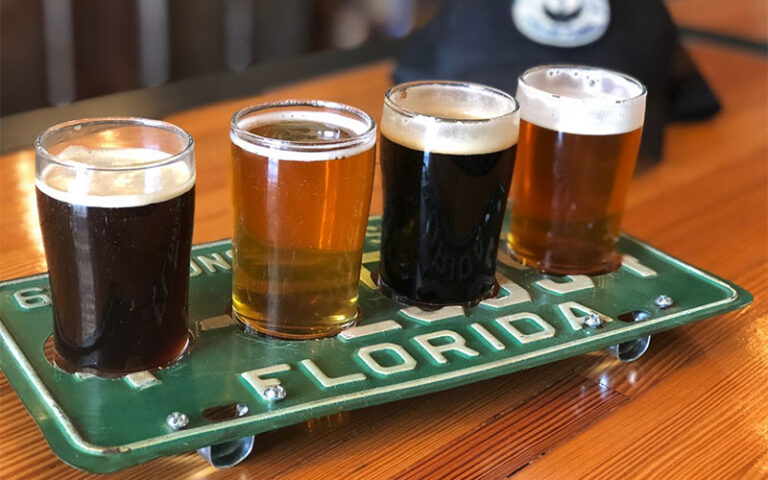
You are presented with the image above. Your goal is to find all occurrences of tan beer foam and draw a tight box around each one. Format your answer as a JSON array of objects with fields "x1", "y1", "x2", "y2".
[
  {"x1": 37, "y1": 146, "x2": 195, "y2": 208},
  {"x1": 517, "y1": 67, "x2": 646, "y2": 136},
  {"x1": 232, "y1": 110, "x2": 376, "y2": 161},
  {"x1": 381, "y1": 86, "x2": 519, "y2": 155}
]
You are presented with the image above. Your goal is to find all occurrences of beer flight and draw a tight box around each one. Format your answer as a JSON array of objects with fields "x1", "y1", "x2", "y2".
[{"x1": 34, "y1": 65, "x2": 646, "y2": 377}]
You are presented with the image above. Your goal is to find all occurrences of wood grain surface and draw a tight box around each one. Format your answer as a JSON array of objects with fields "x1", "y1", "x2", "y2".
[
  {"x1": 668, "y1": 0, "x2": 768, "y2": 42},
  {"x1": 1, "y1": 12, "x2": 767, "y2": 480}
]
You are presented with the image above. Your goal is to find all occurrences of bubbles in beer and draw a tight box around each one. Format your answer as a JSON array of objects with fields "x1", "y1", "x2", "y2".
[
  {"x1": 54, "y1": 145, "x2": 170, "y2": 167},
  {"x1": 250, "y1": 121, "x2": 354, "y2": 142},
  {"x1": 37, "y1": 146, "x2": 195, "y2": 208},
  {"x1": 232, "y1": 109, "x2": 375, "y2": 161},
  {"x1": 382, "y1": 82, "x2": 519, "y2": 156},
  {"x1": 516, "y1": 66, "x2": 646, "y2": 136}
]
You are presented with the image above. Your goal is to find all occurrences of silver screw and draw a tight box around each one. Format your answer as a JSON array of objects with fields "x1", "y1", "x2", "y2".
[
  {"x1": 263, "y1": 384, "x2": 286, "y2": 402},
  {"x1": 583, "y1": 312, "x2": 604, "y2": 329},
  {"x1": 654, "y1": 295, "x2": 673, "y2": 309},
  {"x1": 166, "y1": 412, "x2": 189, "y2": 430},
  {"x1": 235, "y1": 403, "x2": 249, "y2": 417}
]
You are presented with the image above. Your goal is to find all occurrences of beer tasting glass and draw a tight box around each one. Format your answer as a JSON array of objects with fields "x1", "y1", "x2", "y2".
[
  {"x1": 377, "y1": 81, "x2": 520, "y2": 307},
  {"x1": 508, "y1": 65, "x2": 647, "y2": 275},
  {"x1": 35, "y1": 118, "x2": 196, "y2": 375},
  {"x1": 230, "y1": 100, "x2": 376, "y2": 339}
]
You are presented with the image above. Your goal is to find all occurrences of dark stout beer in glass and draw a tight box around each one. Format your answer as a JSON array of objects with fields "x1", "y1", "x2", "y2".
[
  {"x1": 35, "y1": 118, "x2": 195, "y2": 375},
  {"x1": 378, "y1": 81, "x2": 519, "y2": 307},
  {"x1": 230, "y1": 101, "x2": 376, "y2": 339},
  {"x1": 508, "y1": 65, "x2": 646, "y2": 275}
]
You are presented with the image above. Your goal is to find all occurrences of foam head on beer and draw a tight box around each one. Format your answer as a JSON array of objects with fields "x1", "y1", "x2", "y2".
[
  {"x1": 381, "y1": 81, "x2": 519, "y2": 156},
  {"x1": 231, "y1": 106, "x2": 376, "y2": 161},
  {"x1": 516, "y1": 65, "x2": 646, "y2": 136},
  {"x1": 36, "y1": 145, "x2": 196, "y2": 208}
]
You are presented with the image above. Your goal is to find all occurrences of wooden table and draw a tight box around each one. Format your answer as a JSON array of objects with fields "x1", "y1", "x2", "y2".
[{"x1": 2, "y1": 15, "x2": 767, "y2": 480}]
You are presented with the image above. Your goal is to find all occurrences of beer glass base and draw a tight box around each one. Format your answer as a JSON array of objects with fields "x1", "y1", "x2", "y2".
[
  {"x1": 232, "y1": 309, "x2": 361, "y2": 341},
  {"x1": 50, "y1": 332, "x2": 192, "y2": 378},
  {"x1": 503, "y1": 243, "x2": 623, "y2": 276},
  {"x1": 371, "y1": 269, "x2": 499, "y2": 311}
]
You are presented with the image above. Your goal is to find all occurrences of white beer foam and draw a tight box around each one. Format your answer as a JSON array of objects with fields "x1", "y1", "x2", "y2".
[
  {"x1": 516, "y1": 66, "x2": 646, "y2": 136},
  {"x1": 232, "y1": 110, "x2": 376, "y2": 161},
  {"x1": 381, "y1": 83, "x2": 519, "y2": 155},
  {"x1": 37, "y1": 146, "x2": 195, "y2": 208}
]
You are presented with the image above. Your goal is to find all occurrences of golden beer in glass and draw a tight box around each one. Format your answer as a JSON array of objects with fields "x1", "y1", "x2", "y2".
[
  {"x1": 508, "y1": 65, "x2": 646, "y2": 275},
  {"x1": 230, "y1": 101, "x2": 376, "y2": 339}
]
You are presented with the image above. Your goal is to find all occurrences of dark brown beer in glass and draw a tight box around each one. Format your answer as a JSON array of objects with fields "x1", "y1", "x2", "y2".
[
  {"x1": 508, "y1": 66, "x2": 646, "y2": 275},
  {"x1": 378, "y1": 81, "x2": 519, "y2": 307},
  {"x1": 35, "y1": 119, "x2": 195, "y2": 375}
]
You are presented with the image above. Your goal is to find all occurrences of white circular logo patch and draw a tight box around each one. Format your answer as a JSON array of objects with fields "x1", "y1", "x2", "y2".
[{"x1": 512, "y1": 0, "x2": 611, "y2": 48}]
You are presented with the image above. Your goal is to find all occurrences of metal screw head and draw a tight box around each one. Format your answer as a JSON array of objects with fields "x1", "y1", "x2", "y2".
[
  {"x1": 166, "y1": 412, "x2": 189, "y2": 430},
  {"x1": 235, "y1": 403, "x2": 249, "y2": 417},
  {"x1": 654, "y1": 295, "x2": 673, "y2": 309},
  {"x1": 263, "y1": 384, "x2": 286, "y2": 402},
  {"x1": 583, "y1": 312, "x2": 604, "y2": 329}
]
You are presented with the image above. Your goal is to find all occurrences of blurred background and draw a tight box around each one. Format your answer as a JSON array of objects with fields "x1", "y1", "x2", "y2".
[
  {"x1": 0, "y1": 0, "x2": 440, "y2": 115},
  {"x1": 1, "y1": 0, "x2": 765, "y2": 118}
]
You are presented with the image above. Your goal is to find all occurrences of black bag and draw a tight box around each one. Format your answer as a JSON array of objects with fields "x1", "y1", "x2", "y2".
[{"x1": 393, "y1": 0, "x2": 720, "y2": 164}]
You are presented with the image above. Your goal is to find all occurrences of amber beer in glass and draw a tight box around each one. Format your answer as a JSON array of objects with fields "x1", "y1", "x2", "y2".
[
  {"x1": 378, "y1": 81, "x2": 519, "y2": 307},
  {"x1": 508, "y1": 65, "x2": 646, "y2": 275},
  {"x1": 230, "y1": 101, "x2": 376, "y2": 339},
  {"x1": 35, "y1": 118, "x2": 195, "y2": 375}
]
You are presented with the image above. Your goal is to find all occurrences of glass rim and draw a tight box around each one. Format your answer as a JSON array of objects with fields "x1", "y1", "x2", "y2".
[
  {"x1": 34, "y1": 117, "x2": 194, "y2": 172},
  {"x1": 518, "y1": 64, "x2": 647, "y2": 104},
  {"x1": 384, "y1": 80, "x2": 520, "y2": 123},
  {"x1": 230, "y1": 100, "x2": 377, "y2": 153}
]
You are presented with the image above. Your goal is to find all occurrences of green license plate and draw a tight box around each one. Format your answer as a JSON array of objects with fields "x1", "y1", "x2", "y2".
[{"x1": 0, "y1": 215, "x2": 752, "y2": 472}]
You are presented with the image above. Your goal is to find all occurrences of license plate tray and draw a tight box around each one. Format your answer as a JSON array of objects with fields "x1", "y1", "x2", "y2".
[{"x1": 0, "y1": 215, "x2": 752, "y2": 472}]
